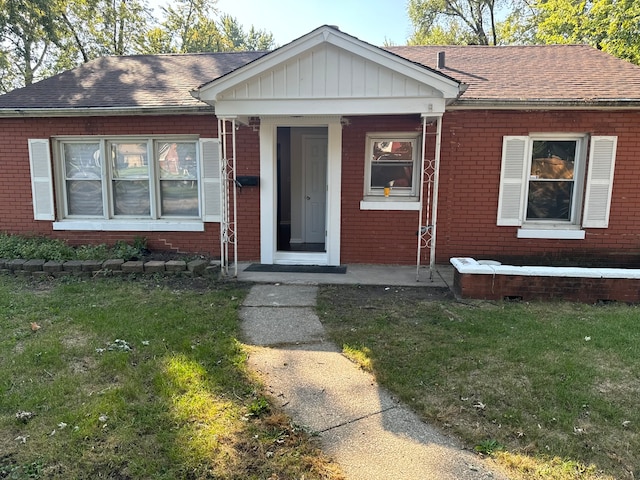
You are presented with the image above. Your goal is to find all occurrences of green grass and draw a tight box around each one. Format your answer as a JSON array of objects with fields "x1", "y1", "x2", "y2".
[
  {"x1": 0, "y1": 276, "x2": 343, "y2": 479},
  {"x1": 317, "y1": 285, "x2": 640, "y2": 480}
]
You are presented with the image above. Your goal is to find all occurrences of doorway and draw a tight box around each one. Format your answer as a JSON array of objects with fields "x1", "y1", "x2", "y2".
[{"x1": 276, "y1": 126, "x2": 327, "y2": 253}]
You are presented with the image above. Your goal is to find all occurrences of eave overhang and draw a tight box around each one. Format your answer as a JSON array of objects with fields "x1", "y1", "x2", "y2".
[{"x1": 0, "y1": 105, "x2": 214, "y2": 118}]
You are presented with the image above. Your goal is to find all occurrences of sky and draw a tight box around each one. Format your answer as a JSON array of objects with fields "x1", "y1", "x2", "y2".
[{"x1": 150, "y1": 0, "x2": 413, "y2": 47}]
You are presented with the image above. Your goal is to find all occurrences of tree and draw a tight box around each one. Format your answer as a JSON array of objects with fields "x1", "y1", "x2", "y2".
[
  {"x1": 499, "y1": 0, "x2": 640, "y2": 64},
  {"x1": 408, "y1": 0, "x2": 503, "y2": 45},
  {"x1": 0, "y1": 0, "x2": 61, "y2": 90},
  {"x1": 534, "y1": 0, "x2": 640, "y2": 64},
  {"x1": 58, "y1": 0, "x2": 153, "y2": 59},
  {"x1": 149, "y1": 1, "x2": 274, "y2": 53}
]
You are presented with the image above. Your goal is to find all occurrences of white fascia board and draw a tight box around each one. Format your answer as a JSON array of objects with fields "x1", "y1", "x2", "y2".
[
  {"x1": 213, "y1": 97, "x2": 447, "y2": 117},
  {"x1": 196, "y1": 26, "x2": 461, "y2": 102}
]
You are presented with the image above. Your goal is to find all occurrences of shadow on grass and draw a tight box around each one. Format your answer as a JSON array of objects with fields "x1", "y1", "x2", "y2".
[{"x1": 0, "y1": 276, "x2": 342, "y2": 480}]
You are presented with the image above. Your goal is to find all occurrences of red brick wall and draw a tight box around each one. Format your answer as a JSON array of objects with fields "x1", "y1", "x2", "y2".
[
  {"x1": 3, "y1": 109, "x2": 640, "y2": 265},
  {"x1": 0, "y1": 114, "x2": 261, "y2": 258},
  {"x1": 340, "y1": 115, "x2": 425, "y2": 264},
  {"x1": 455, "y1": 271, "x2": 640, "y2": 303},
  {"x1": 436, "y1": 110, "x2": 640, "y2": 266}
]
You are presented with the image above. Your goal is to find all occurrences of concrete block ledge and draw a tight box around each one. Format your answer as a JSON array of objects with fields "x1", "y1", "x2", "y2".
[
  {"x1": 451, "y1": 257, "x2": 640, "y2": 303},
  {"x1": 450, "y1": 257, "x2": 640, "y2": 279},
  {"x1": 0, "y1": 258, "x2": 219, "y2": 278}
]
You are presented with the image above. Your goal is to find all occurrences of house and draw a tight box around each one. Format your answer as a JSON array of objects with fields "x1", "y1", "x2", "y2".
[{"x1": 1, "y1": 25, "x2": 640, "y2": 278}]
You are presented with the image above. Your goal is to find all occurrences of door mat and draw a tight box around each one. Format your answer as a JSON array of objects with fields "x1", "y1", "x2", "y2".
[{"x1": 244, "y1": 264, "x2": 347, "y2": 274}]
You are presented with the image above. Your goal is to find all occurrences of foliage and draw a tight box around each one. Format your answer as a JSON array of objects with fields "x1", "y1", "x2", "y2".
[
  {"x1": 408, "y1": 0, "x2": 640, "y2": 65},
  {"x1": 0, "y1": 233, "x2": 146, "y2": 261},
  {"x1": 0, "y1": 276, "x2": 343, "y2": 479},
  {"x1": 408, "y1": 0, "x2": 504, "y2": 45},
  {"x1": 318, "y1": 285, "x2": 640, "y2": 479},
  {"x1": 0, "y1": 0, "x2": 275, "y2": 93},
  {"x1": 533, "y1": 0, "x2": 640, "y2": 64}
]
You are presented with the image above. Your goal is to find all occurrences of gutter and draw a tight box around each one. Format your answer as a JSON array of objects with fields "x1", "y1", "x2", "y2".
[
  {"x1": 0, "y1": 105, "x2": 215, "y2": 118},
  {"x1": 447, "y1": 98, "x2": 640, "y2": 110}
]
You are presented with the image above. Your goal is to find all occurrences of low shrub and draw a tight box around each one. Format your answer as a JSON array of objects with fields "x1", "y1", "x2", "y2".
[{"x1": 0, "y1": 233, "x2": 146, "y2": 261}]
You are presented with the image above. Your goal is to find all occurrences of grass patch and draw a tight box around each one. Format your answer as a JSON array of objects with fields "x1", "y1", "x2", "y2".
[
  {"x1": 317, "y1": 285, "x2": 640, "y2": 480},
  {"x1": 0, "y1": 276, "x2": 343, "y2": 479}
]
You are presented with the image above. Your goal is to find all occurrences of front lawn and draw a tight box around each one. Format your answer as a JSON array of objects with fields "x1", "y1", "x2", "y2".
[
  {"x1": 318, "y1": 285, "x2": 640, "y2": 480},
  {"x1": 0, "y1": 276, "x2": 343, "y2": 479}
]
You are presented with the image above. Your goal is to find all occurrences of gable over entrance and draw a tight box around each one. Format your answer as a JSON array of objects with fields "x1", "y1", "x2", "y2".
[
  {"x1": 192, "y1": 25, "x2": 463, "y2": 117},
  {"x1": 192, "y1": 26, "x2": 463, "y2": 273}
]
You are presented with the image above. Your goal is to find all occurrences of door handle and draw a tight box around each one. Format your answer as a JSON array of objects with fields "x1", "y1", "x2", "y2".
[{"x1": 306, "y1": 196, "x2": 310, "y2": 200}]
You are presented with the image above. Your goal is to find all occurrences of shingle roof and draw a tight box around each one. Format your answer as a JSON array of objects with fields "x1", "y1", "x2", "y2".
[
  {"x1": 386, "y1": 44, "x2": 640, "y2": 105},
  {"x1": 0, "y1": 51, "x2": 265, "y2": 111},
  {"x1": 1, "y1": 41, "x2": 640, "y2": 114}
]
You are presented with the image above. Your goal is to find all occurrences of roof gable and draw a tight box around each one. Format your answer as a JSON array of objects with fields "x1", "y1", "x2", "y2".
[{"x1": 194, "y1": 25, "x2": 462, "y2": 116}]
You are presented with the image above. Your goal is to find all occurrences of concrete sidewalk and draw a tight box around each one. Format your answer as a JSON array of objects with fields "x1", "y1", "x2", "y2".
[{"x1": 240, "y1": 284, "x2": 509, "y2": 480}]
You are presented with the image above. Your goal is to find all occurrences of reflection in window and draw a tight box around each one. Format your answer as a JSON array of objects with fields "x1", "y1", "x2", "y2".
[
  {"x1": 157, "y1": 142, "x2": 199, "y2": 217},
  {"x1": 365, "y1": 135, "x2": 419, "y2": 197},
  {"x1": 110, "y1": 142, "x2": 150, "y2": 216},
  {"x1": 58, "y1": 138, "x2": 200, "y2": 220},
  {"x1": 526, "y1": 140, "x2": 577, "y2": 220},
  {"x1": 63, "y1": 142, "x2": 103, "y2": 216},
  {"x1": 371, "y1": 141, "x2": 414, "y2": 189}
]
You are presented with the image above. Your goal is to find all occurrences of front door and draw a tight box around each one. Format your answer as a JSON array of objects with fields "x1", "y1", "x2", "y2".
[
  {"x1": 303, "y1": 135, "x2": 327, "y2": 244},
  {"x1": 260, "y1": 118, "x2": 342, "y2": 266}
]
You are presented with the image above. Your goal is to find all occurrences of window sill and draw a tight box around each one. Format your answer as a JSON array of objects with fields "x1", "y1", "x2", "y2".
[
  {"x1": 517, "y1": 228, "x2": 585, "y2": 240},
  {"x1": 53, "y1": 220, "x2": 206, "y2": 232},
  {"x1": 360, "y1": 198, "x2": 421, "y2": 211}
]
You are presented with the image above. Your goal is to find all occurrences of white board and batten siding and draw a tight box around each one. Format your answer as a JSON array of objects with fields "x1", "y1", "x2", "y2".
[
  {"x1": 218, "y1": 44, "x2": 440, "y2": 101},
  {"x1": 497, "y1": 135, "x2": 617, "y2": 229}
]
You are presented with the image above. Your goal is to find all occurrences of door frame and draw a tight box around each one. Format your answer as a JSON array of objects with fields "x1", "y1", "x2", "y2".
[{"x1": 260, "y1": 116, "x2": 342, "y2": 265}]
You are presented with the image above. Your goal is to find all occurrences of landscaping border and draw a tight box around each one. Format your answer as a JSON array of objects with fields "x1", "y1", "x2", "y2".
[
  {"x1": 0, "y1": 258, "x2": 220, "y2": 278},
  {"x1": 451, "y1": 257, "x2": 640, "y2": 303}
]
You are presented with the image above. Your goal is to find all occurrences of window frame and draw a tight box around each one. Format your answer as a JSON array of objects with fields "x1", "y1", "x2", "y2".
[
  {"x1": 497, "y1": 133, "x2": 618, "y2": 238},
  {"x1": 54, "y1": 136, "x2": 202, "y2": 223},
  {"x1": 363, "y1": 132, "x2": 421, "y2": 200},
  {"x1": 523, "y1": 133, "x2": 587, "y2": 227}
]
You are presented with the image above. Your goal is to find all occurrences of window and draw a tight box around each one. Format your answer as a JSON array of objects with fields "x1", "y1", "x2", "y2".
[
  {"x1": 497, "y1": 135, "x2": 617, "y2": 236},
  {"x1": 526, "y1": 138, "x2": 581, "y2": 222},
  {"x1": 364, "y1": 133, "x2": 420, "y2": 198},
  {"x1": 28, "y1": 137, "x2": 221, "y2": 231}
]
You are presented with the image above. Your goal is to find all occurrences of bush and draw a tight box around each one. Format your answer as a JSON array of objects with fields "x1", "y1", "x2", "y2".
[{"x1": 0, "y1": 233, "x2": 146, "y2": 261}]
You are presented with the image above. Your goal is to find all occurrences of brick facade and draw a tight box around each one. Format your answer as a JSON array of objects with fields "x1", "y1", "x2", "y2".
[
  {"x1": 0, "y1": 115, "x2": 227, "y2": 256},
  {"x1": 436, "y1": 109, "x2": 640, "y2": 266},
  {"x1": 1, "y1": 109, "x2": 640, "y2": 266},
  {"x1": 454, "y1": 270, "x2": 640, "y2": 303}
]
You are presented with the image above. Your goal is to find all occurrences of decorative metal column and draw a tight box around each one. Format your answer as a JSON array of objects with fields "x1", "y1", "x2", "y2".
[
  {"x1": 218, "y1": 118, "x2": 238, "y2": 277},
  {"x1": 416, "y1": 115, "x2": 443, "y2": 281}
]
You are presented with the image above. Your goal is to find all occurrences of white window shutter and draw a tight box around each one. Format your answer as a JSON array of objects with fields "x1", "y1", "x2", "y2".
[
  {"x1": 582, "y1": 136, "x2": 617, "y2": 228},
  {"x1": 497, "y1": 136, "x2": 528, "y2": 226},
  {"x1": 28, "y1": 139, "x2": 55, "y2": 221},
  {"x1": 200, "y1": 138, "x2": 221, "y2": 222}
]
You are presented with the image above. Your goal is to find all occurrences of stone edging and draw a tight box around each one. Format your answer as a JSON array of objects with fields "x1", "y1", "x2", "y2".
[{"x1": 0, "y1": 258, "x2": 219, "y2": 278}]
